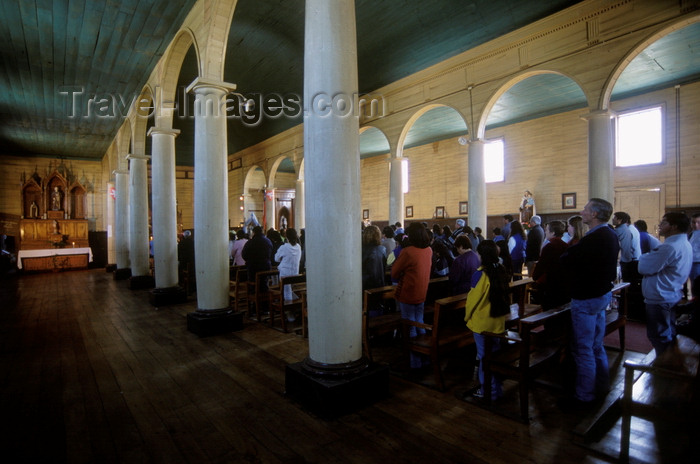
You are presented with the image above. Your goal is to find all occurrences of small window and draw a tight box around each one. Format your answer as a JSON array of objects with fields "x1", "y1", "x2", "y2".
[
  {"x1": 485, "y1": 139, "x2": 504, "y2": 183},
  {"x1": 616, "y1": 107, "x2": 662, "y2": 167}
]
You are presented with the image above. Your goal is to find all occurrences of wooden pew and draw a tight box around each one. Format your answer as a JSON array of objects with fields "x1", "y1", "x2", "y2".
[
  {"x1": 248, "y1": 269, "x2": 279, "y2": 322},
  {"x1": 268, "y1": 273, "x2": 306, "y2": 333},
  {"x1": 401, "y1": 294, "x2": 522, "y2": 391},
  {"x1": 482, "y1": 303, "x2": 571, "y2": 422},
  {"x1": 362, "y1": 285, "x2": 398, "y2": 361},
  {"x1": 620, "y1": 335, "x2": 699, "y2": 461},
  {"x1": 401, "y1": 293, "x2": 474, "y2": 391},
  {"x1": 229, "y1": 265, "x2": 248, "y2": 312},
  {"x1": 361, "y1": 277, "x2": 451, "y2": 361},
  {"x1": 605, "y1": 281, "x2": 631, "y2": 351},
  {"x1": 508, "y1": 277, "x2": 540, "y2": 319}
]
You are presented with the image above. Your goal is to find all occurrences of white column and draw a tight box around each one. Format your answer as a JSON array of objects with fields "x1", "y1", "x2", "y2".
[
  {"x1": 106, "y1": 181, "x2": 116, "y2": 264},
  {"x1": 584, "y1": 110, "x2": 615, "y2": 203},
  {"x1": 295, "y1": 179, "x2": 305, "y2": 230},
  {"x1": 186, "y1": 78, "x2": 233, "y2": 311},
  {"x1": 389, "y1": 157, "x2": 405, "y2": 226},
  {"x1": 148, "y1": 127, "x2": 180, "y2": 289},
  {"x1": 265, "y1": 189, "x2": 275, "y2": 230},
  {"x1": 127, "y1": 154, "x2": 151, "y2": 277},
  {"x1": 467, "y1": 140, "x2": 487, "y2": 231},
  {"x1": 304, "y1": 0, "x2": 362, "y2": 366},
  {"x1": 113, "y1": 171, "x2": 130, "y2": 270}
]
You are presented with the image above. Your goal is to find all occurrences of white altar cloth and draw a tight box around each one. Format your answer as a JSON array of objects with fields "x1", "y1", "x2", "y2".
[{"x1": 17, "y1": 247, "x2": 93, "y2": 269}]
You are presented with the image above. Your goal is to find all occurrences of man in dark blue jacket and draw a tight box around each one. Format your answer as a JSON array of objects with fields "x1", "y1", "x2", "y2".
[
  {"x1": 242, "y1": 226, "x2": 273, "y2": 292},
  {"x1": 560, "y1": 198, "x2": 620, "y2": 410}
]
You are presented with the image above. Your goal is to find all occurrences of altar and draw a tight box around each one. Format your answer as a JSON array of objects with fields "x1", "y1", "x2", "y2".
[
  {"x1": 18, "y1": 167, "x2": 90, "y2": 253},
  {"x1": 17, "y1": 247, "x2": 93, "y2": 271}
]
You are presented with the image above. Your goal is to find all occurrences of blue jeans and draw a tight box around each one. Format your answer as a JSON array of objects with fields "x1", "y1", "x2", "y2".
[
  {"x1": 474, "y1": 332, "x2": 502, "y2": 400},
  {"x1": 690, "y1": 262, "x2": 700, "y2": 283},
  {"x1": 645, "y1": 302, "x2": 677, "y2": 355},
  {"x1": 570, "y1": 293, "x2": 611, "y2": 402},
  {"x1": 400, "y1": 301, "x2": 426, "y2": 368}
]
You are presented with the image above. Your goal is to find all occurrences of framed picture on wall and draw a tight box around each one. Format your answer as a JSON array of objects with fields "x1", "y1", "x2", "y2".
[
  {"x1": 435, "y1": 206, "x2": 445, "y2": 219},
  {"x1": 363, "y1": 209, "x2": 370, "y2": 219},
  {"x1": 562, "y1": 192, "x2": 577, "y2": 210},
  {"x1": 459, "y1": 201, "x2": 468, "y2": 215},
  {"x1": 405, "y1": 206, "x2": 413, "y2": 218}
]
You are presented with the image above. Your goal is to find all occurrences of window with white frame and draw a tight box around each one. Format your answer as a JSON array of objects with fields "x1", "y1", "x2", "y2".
[
  {"x1": 615, "y1": 106, "x2": 663, "y2": 167},
  {"x1": 484, "y1": 138, "x2": 504, "y2": 183}
]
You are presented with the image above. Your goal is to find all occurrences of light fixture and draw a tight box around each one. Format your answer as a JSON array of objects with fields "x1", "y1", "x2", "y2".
[{"x1": 232, "y1": 93, "x2": 255, "y2": 113}]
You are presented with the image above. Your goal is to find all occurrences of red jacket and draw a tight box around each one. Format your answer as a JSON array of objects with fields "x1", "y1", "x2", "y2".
[{"x1": 391, "y1": 246, "x2": 433, "y2": 304}]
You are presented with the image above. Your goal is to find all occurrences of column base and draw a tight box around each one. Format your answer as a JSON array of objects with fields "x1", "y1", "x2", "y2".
[
  {"x1": 113, "y1": 268, "x2": 131, "y2": 280},
  {"x1": 149, "y1": 286, "x2": 188, "y2": 306},
  {"x1": 105, "y1": 263, "x2": 117, "y2": 273},
  {"x1": 129, "y1": 275, "x2": 155, "y2": 290},
  {"x1": 186, "y1": 309, "x2": 243, "y2": 337},
  {"x1": 285, "y1": 357, "x2": 390, "y2": 419}
]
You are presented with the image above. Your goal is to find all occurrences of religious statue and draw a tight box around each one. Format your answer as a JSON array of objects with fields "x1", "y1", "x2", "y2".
[
  {"x1": 52, "y1": 220, "x2": 60, "y2": 235},
  {"x1": 244, "y1": 212, "x2": 260, "y2": 235},
  {"x1": 29, "y1": 201, "x2": 39, "y2": 218},
  {"x1": 51, "y1": 186, "x2": 62, "y2": 211},
  {"x1": 519, "y1": 190, "x2": 535, "y2": 223}
]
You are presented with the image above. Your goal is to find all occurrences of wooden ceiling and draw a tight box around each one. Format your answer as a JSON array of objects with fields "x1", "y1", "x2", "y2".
[{"x1": 3, "y1": 1, "x2": 700, "y2": 167}]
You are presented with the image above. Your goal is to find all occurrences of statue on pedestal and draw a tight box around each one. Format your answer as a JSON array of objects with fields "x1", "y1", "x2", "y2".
[
  {"x1": 519, "y1": 190, "x2": 535, "y2": 223},
  {"x1": 51, "y1": 186, "x2": 62, "y2": 211},
  {"x1": 29, "y1": 201, "x2": 39, "y2": 218}
]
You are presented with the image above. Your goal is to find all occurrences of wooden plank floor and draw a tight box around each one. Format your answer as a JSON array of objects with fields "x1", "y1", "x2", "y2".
[{"x1": 0, "y1": 269, "x2": 683, "y2": 463}]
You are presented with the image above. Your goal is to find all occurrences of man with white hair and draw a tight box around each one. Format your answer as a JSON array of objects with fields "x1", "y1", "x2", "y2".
[
  {"x1": 448, "y1": 218, "x2": 466, "y2": 248},
  {"x1": 525, "y1": 215, "x2": 544, "y2": 276}
]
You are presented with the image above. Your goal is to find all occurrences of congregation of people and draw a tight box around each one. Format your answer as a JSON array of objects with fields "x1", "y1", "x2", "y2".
[
  {"x1": 178, "y1": 201, "x2": 700, "y2": 413},
  {"x1": 357, "y1": 200, "x2": 700, "y2": 410}
]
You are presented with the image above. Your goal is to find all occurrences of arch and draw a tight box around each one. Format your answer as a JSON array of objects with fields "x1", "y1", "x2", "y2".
[
  {"x1": 157, "y1": 27, "x2": 201, "y2": 128},
  {"x1": 298, "y1": 158, "x2": 305, "y2": 182},
  {"x1": 359, "y1": 125, "x2": 391, "y2": 159},
  {"x1": 131, "y1": 85, "x2": 155, "y2": 157},
  {"x1": 397, "y1": 104, "x2": 468, "y2": 157},
  {"x1": 196, "y1": 0, "x2": 237, "y2": 81},
  {"x1": 242, "y1": 165, "x2": 267, "y2": 221},
  {"x1": 116, "y1": 123, "x2": 133, "y2": 171},
  {"x1": 478, "y1": 69, "x2": 588, "y2": 139},
  {"x1": 601, "y1": 15, "x2": 700, "y2": 109},
  {"x1": 268, "y1": 156, "x2": 296, "y2": 189}
]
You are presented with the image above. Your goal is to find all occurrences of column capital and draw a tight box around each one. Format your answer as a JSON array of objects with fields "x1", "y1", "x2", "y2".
[
  {"x1": 126, "y1": 153, "x2": 151, "y2": 162},
  {"x1": 186, "y1": 77, "x2": 237, "y2": 95},
  {"x1": 147, "y1": 127, "x2": 180, "y2": 138},
  {"x1": 580, "y1": 109, "x2": 616, "y2": 121},
  {"x1": 112, "y1": 169, "x2": 129, "y2": 176}
]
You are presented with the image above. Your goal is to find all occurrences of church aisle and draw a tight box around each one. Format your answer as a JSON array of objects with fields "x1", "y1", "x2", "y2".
[{"x1": 0, "y1": 269, "x2": 647, "y2": 463}]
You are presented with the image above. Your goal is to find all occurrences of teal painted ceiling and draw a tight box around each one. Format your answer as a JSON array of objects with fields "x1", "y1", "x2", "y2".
[{"x1": 2, "y1": 0, "x2": 700, "y2": 168}]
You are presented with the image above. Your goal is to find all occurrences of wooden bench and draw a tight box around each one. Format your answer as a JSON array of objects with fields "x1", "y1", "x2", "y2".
[
  {"x1": 268, "y1": 273, "x2": 306, "y2": 333},
  {"x1": 401, "y1": 293, "x2": 522, "y2": 391},
  {"x1": 248, "y1": 269, "x2": 279, "y2": 322},
  {"x1": 604, "y1": 281, "x2": 631, "y2": 351},
  {"x1": 361, "y1": 277, "x2": 450, "y2": 361},
  {"x1": 482, "y1": 303, "x2": 570, "y2": 422},
  {"x1": 401, "y1": 293, "x2": 475, "y2": 391},
  {"x1": 229, "y1": 265, "x2": 248, "y2": 312},
  {"x1": 362, "y1": 285, "x2": 398, "y2": 361},
  {"x1": 508, "y1": 277, "x2": 540, "y2": 320},
  {"x1": 620, "y1": 335, "x2": 699, "y2": 461}
]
